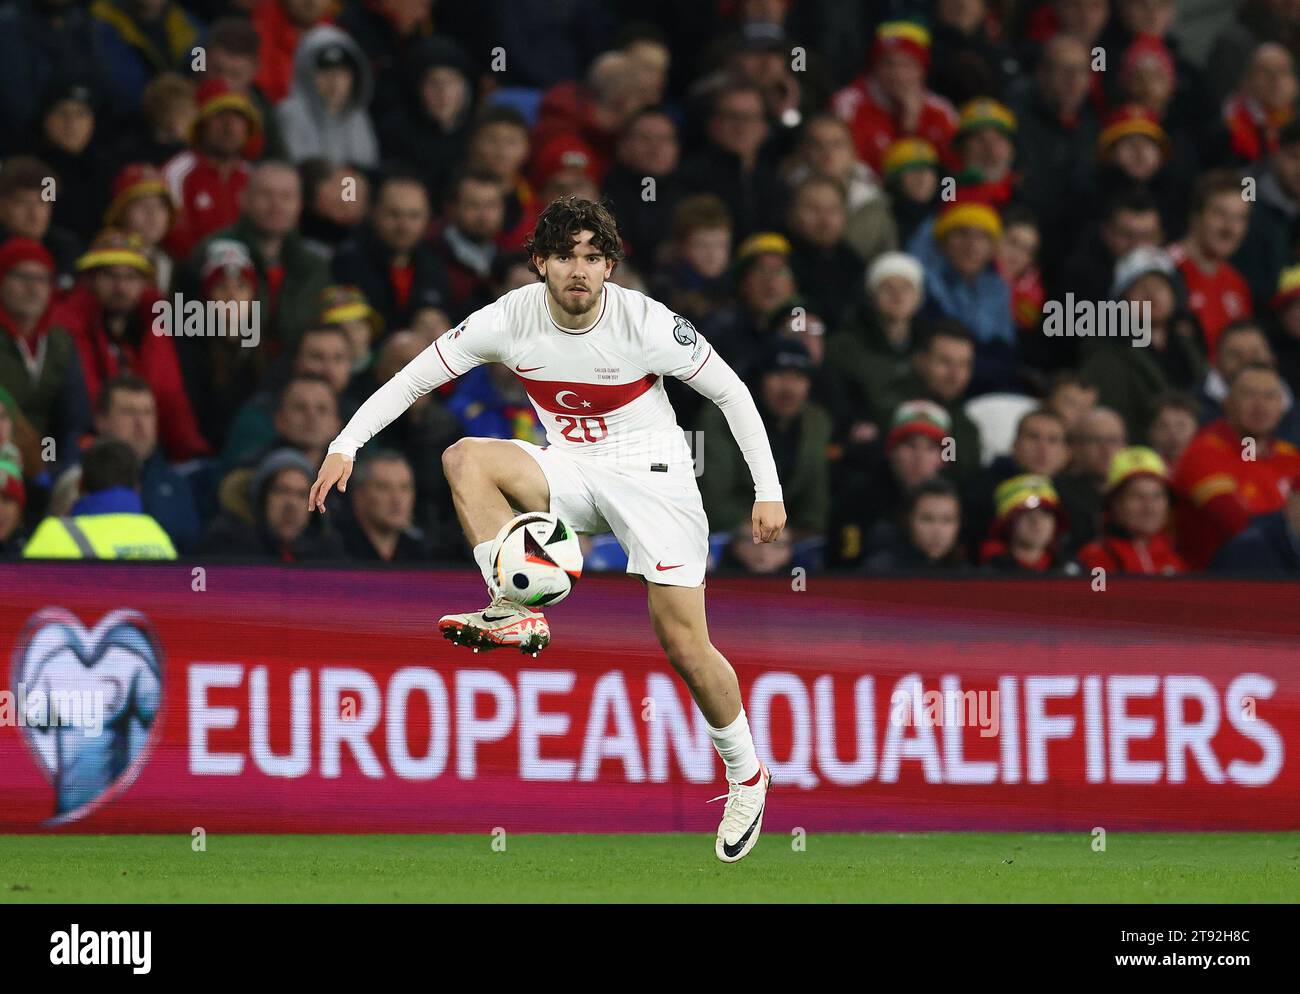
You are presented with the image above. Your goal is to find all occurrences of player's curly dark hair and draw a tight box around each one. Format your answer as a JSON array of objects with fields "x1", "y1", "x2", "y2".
[{"x1": 524, "y1": 197, "x2": 625, "y2": 272}]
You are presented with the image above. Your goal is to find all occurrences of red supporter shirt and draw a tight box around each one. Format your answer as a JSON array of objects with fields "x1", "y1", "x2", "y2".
[
  {"x1": 978, "y1": 539, "x2": 1056, "y2": 571},
  {"x1": 831, "y1": 76, "x2": 958, "y2": 173},
  {"x1": 162, "y1": 151, "x2": 250, "y2": 260},
  {"x1": 1171, "y1": 419, "x2": 1300, "y2": 569},
  {"x1": 1169, "y1": 244, "x2": 1252, "y2": 360},
  {"x1": 1076, "y1": 532, "x2": 1186, "y2": 574}
]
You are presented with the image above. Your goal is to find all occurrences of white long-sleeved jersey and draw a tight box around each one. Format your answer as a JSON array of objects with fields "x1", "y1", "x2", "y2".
[{"x1": 328, "y1": 281, "x2": 783, "y2": 501}]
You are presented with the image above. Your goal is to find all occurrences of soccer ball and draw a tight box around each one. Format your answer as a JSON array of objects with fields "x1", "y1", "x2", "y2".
[{"x1": 490, "y1": 512, "x2": 583, "y2": 607}]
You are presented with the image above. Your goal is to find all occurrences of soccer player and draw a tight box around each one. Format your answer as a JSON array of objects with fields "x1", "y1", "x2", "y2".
[{"x1": 308, "y1": 197, "x2": 785, "y2": 863}]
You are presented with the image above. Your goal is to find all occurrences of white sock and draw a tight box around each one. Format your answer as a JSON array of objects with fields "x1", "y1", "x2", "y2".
[
  {"x1": 707, "y1": 707, "x2": 760, "y2": 784},
  {"x1": 473, "y1": 540, "x2": 498, "y2": 595}
]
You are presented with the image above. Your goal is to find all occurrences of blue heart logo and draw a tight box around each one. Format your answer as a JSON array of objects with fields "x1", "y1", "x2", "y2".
[{"x1": 10, "y1": 608, "x2": 163, "y2": 826}]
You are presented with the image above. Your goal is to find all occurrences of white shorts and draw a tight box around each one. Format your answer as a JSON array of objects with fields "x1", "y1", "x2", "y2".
[{"x1": 509, "y1": 439, "x2": 709, "y2": 587}]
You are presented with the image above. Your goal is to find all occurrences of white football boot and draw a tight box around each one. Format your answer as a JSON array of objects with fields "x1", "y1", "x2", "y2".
[
  {"x1": 438, "y1": 594, "x2": 551, "y2": 656},
  {"x1": 710, "y1": 763, "x2": 772, "y2": 863}
]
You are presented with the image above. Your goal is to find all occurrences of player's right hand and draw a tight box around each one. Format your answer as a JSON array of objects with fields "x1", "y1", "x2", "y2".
[
  {"x1": 308, "y1": 452, "x2": 353, "y2": 512},
  {"x1": 752, "y1": 500, "x2": 787, "y2": 544}
]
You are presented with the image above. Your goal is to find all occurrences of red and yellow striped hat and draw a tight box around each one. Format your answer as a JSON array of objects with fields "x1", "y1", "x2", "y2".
[
  {"x1": 873, "y1": 20, "x2": 931, "y2": 70},
  {"x1": 103, "y1": 163, "x2": 173, "y2": 228},
  {"x1": 1097, "y1": 104, "x2": 1171, "y2": 160},
  {"x1": 317, "y1": 285, "x2": 384, "y2": 338},
  {"x1": 193, "y1": 78, "x2": 261, "y2": 134},
  {"x1": 190, "y1": 78, "x2": 263, "y2": 159},
  {"x1": 994, "y1": 474, "x2": 1064, "y2": 534},
  {"x1": 75, "y1": 229, "x2": 153, "y2": 276},
  {"x1": 882, "y1": 137, "x2": 939, "y2": 179},
  {"x1": 957, "y1": 98, "x2": 1017, "y2": 138},
  {"x1": 1105, "y1": 446, "x2": 1170, "y2": 498},
  {"x1": 1272, "y1": 263, "x2": 1300, "y2": 311},
  {"x1": 933, "y1": 200, "x2": 1003, "y2": 241}
]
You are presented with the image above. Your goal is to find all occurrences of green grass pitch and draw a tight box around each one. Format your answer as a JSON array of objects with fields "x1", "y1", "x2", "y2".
[{"x1": 1, "y1": 833, "x2": 1297, "y2": 903}]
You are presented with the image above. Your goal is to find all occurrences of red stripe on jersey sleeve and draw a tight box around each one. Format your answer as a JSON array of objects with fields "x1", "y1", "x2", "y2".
[
  {"x1": 434, "y1": 340, "x2": 458, "y2": 377},
  {"x1": 680, "y1": 347, "x2": 712, "y2": 382}
]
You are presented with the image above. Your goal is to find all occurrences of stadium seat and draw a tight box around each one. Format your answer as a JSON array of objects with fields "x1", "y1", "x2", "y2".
[
  {"x1": 792, "y1": 534, "x2": 826, "y2": 572},
  {"x1": 486, "y1": 87, "x2": 544, "y2": 128},
  {"x1": 707, "y1": 532, "x2": 729, "y2": 570},
  {"x1": 964, "y1": 393, "x2": 1040, "y2": 467},
  {"x1": 583, "y1": 532, "x2": 629, "y2": 572}
]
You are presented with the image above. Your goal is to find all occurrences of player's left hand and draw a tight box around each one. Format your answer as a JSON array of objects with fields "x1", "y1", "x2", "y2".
[{"x1": 752, "y1": 501, "x2": 787, "y2": 543}]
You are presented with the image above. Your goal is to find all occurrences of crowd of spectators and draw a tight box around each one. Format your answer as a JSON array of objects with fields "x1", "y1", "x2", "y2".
[{"x1": 2, "y1": 0, "x2": 1300, "y2": 578}]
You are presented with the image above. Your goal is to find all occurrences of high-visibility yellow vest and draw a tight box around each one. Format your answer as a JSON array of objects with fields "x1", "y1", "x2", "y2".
[{"x1": 23, "y1": 513, "x2": 177, "y2": 560}]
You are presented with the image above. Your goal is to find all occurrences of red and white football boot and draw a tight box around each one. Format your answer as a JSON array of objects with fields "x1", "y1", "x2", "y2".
[{"x1": 438, "y1": 595, "x2": 551, "y2": 656}]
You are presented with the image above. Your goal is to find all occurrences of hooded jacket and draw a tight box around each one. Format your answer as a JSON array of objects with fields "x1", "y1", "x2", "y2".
[
  {"x1": 200, "y1": 449, "x2": 346, "y2": 562},
  {"x1": 277, "y1": 24, "x2": 379, "y2": 168},
  {"x1": 252, "y1": 0, "x2": 329, "y2": 105}
]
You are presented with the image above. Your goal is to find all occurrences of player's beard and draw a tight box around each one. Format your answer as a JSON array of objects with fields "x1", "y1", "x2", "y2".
[{"x1": 547, "y1": 274, "x2": 602, "y2": 317}]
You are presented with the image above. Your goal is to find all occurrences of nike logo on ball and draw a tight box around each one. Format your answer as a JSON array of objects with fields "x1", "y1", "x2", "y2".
[
  {"x1": 655, "y1": 562, "x2": 684, "y2": 571},
  {"x1": 516, "y1": 364, "x2": 545, "y2": 373}
]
